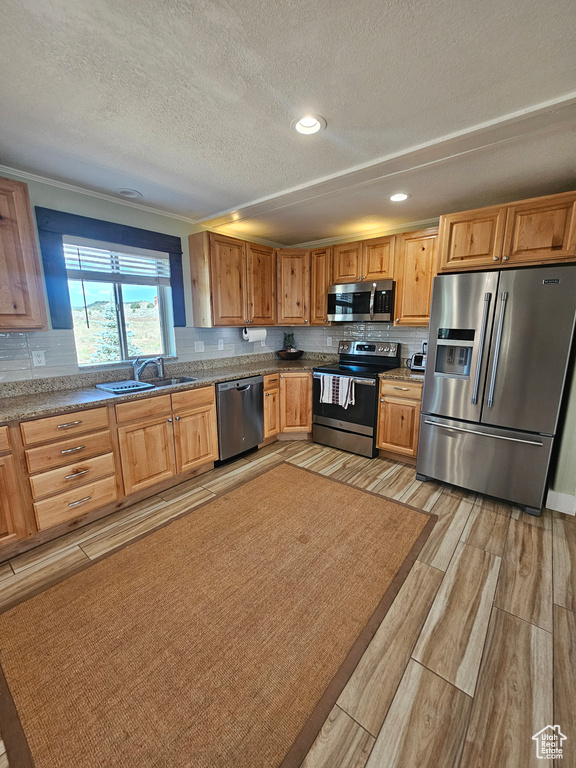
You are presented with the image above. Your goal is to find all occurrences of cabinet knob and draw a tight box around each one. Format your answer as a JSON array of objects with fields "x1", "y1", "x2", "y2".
[
  {"x1": 265, "y1": 392, "x2": 270, "y2": 397},
  {"x1": 175, "y1": 416, "x2": 181, "y2": 420},
  {"x1": 492, "y1": 256, "x2": 499, "y2": 261},
  {"x1": 280, "y1": 375, "x2": 284, "y2": 378},
  {"x1": 380, "y1": 398, "x2": 385, "y2": 402},
  {"x1": 396, "y1": 318, "x2": 400, "y2": 322},
  {"x1": 356, "y1": 276, "x2": 360, "y2": 280},
  {"x1": 361, "y1": 275, "x2": 365, "y2": 279},
  {"x1": 305, "y1": 319, "x2": 308, "y2": 323},
  {"x1": 503, "y1": 255, "x2": 509, "y2": 261},
  {"x1": 167, "y1": 418, "x2": 173, "y2": 423}
]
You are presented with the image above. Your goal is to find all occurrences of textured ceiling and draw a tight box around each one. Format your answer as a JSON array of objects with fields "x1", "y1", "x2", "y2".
[{"x1": 0, "y1": 0, "x2": 575, "y2": 244}]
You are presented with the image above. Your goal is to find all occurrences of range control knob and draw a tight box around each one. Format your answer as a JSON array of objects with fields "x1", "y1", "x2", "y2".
[
  {"x1": 342, "y1": 343, "x2": 349, "y2": 350},
  {"x1": 378, "y1": 345, "x2": 385, "y2": 352}
]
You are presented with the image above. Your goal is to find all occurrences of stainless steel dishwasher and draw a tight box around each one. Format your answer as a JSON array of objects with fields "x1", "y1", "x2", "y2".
[{"x1": 216, "y1": 375, "x2": 264, "y2": 461}]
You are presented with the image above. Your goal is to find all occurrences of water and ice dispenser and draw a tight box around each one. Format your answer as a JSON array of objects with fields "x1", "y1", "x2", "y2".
[{"x1": 434, "y1": 329, "x2": 474, "y2": 377}]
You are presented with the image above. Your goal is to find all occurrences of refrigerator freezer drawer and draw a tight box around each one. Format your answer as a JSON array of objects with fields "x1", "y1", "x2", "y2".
[{"x1": 416, "y1": 415, "x2": 553, "y2": 510}]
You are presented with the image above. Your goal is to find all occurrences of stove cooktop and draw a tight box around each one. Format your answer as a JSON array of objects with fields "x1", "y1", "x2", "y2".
[{"x1": 314, "y1": 339, "x2": 401, "y2": 378}]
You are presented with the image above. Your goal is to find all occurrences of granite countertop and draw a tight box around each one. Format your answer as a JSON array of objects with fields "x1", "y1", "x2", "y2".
[
  {"x1": 379, "y1": 367, "x2": 425, "y2": 383},
  {"x1": 0, "y1": 358, "x2": 322, "y2": 423}
]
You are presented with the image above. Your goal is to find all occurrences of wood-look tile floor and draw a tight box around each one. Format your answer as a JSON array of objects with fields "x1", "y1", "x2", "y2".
[{"x1": 0, "y1": 441, "x2": 574, "y2": 768}]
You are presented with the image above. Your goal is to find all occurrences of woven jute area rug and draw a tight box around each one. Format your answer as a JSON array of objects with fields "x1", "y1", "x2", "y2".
[{"x1": 0, "y1": 462, "x2": 435, "y2": 768}]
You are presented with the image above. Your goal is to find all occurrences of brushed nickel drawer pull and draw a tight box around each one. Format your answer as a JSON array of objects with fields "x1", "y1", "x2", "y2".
[
  {"x1": 57, "y1": 420, "x2": 82, "y2": 429},
  {"x1": 61, "y1": 445, "x2": 85, "y2": 454},
  {"x1": 68, "y1": 496, "x2": 91, "y2": 508},
  {"x1": 65, "y1": 469, "x2": 90, "y2": 480},
  {"x1": 393, "y1": 386, "x2": 409, "y2": 391}
]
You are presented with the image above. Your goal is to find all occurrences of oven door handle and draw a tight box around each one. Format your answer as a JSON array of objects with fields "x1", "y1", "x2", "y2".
[{"x1": 313, "y1": 373, "x2": 375, "y2": 386}]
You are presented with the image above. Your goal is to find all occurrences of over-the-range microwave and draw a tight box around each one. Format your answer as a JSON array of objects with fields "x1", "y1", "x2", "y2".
[{"x1": 326, "y1": 280, "x2": 395, "y2": 322}]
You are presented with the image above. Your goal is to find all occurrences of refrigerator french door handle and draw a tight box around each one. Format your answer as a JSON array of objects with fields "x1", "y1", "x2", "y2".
[
  {"x1": 471, "y1": 292, "x2": 492, "y2": 405},
  {"x1": 423, "y1": 420, "x2": 544, "y2": 446},
  {"x1": 486, "y1": 291, "x2": 508, "y2": 407},
  {"x1": 369, "y1": 284, "x2": 376, "y2": 321}
]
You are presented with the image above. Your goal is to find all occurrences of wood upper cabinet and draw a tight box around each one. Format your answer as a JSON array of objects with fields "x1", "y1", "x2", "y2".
[
  {"x1": 394, "y1": 228, "x2": 438, "y2": 326},
  {"x1": 332, "y1": 242, "x2": 361, "y2": 283},
  {"x1": 209, "y1": 233, "x2": 247, "y2": 325},
  {"x1": 0, "y1": 176, "x2": 47, "y2": 330},
  {"x1": 377, "y1": 380, "x2": 423, "y2": 458},
  {"x1": 118, "y1": 415, "x2": 176, "y2": 495},
  {"x1": 502, "y1": 191, "x2": 576, "y2": 264},
  {"x1": 189, "y1": 232, "x2": 275, "y2": 327},
  {"x1": 438, "y1": 205, "x2": 508, "y2": 272},
  {"x1": 438, "y1": 190, "x2": 576, "y2": 273},
  {"x1": 279, "y1": 372, "x2": 312, "y2": 432},
  {"x1": 245, "y1": 242, "x2": 276, "y2": 325},
  {"x1": 310, "y1": 247, "x2": 332, "y2": 325},
  {"x1": 362, "y1": 235, "x2": 395, "y2": 280},
  {"x1": 277, "y1": 249, "x2": 310, "y2": 325}
]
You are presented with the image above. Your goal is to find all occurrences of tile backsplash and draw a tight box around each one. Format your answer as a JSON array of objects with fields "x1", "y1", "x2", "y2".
[{"x1": 0, "y1": 323, "x2": 428, "y2": 384}]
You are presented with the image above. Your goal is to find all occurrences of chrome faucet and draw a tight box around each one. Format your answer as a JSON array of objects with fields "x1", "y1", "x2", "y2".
[{"x1": 132, "y1": 356, "x2": 165, "y2": 381}]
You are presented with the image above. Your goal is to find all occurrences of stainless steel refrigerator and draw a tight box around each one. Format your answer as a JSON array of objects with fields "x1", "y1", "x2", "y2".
[{"x1": 416, "y1": 264, "x2": 576, "y2": 515}]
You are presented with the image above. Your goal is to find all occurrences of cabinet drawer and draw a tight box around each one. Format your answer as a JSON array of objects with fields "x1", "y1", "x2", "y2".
[
  {"x1": 25, "y1": 430, "x2": 113, "y2": 473},
  {"x1": 380, "y1": 380, "x2": 423, "y2": 400},
  {"x1": 29, "y1": 452, "x2": 115, "y2": 500},
  {"x1": 0, "y1": 426, "x2": 10, "y2": 454},
  {"x1": 263, "y1": 374, "x2": 279, "y2": 390},
  {"x1": 20, "y1": 407, "x2": 109, "y2": 446},
  {"x1": 115, "y1": 394, "x2": 172, "y2": 424},
  {"x1": 171, "y1": 386, "x2": 215, "y2": 411},
  {"x1": 34, "y1": 475, "x2": 118, "y2": 531}
]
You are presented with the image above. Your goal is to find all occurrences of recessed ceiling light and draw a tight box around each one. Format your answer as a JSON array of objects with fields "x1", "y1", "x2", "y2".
[
  {"x1": 390, "y1": 193, "x2": 409, "y2": 202},
  {"x1": 290, "y1": 115, "x2": 327, "y2": 135},
  {"x1": 114, "y1": 188, "x2": 143, "y2": 199}
]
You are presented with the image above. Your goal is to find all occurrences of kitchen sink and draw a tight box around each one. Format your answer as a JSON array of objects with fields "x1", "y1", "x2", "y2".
[{"x1": 145, "y1": 376, "x2": 198, "y2": 387}]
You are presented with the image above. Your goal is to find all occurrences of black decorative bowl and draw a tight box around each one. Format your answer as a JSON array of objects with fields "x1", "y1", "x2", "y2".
[{"x1": 276, "y1": 349, "x2": 304, "y2": 360}]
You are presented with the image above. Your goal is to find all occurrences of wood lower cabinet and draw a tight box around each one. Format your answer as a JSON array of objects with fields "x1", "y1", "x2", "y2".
[
  {"x1": 0, "y1": 453, "x2": 26, "y2": 544},
  {"x1": 189, "y1": 232, "x2": 275, "y2": 326},
  {"x1": 118, "y1": 415, "x2": 176, "y2": 495},
  {"x1": 277, "y1": 249, "x2": 310, "y2": 325},
  {"x1": 279, "y1": 372, "x2": 312, "y2": 433},
  {"x1": 310, "y1": 247, "x2": 332, "y2": 325},
  {"x1": 377, "y1": 380, "x2": 423, "y2": 458},
  {"x1": 394, "y1": 228, "x2": 438, "y2": 326},
  {"x1": 0, "y1": 176, "x2": 47, "y2": 330},
  {"x1": 263, "y1": 374, "x2": 280, "y2": 439},
  {"x1": 117, "y1": 387, "x2": 218, "y2": 494}
]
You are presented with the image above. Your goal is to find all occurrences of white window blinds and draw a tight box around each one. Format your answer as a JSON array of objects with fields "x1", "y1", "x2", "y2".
[{"x1": 63, "y1": 241, "x2": 170, "y2": 286}]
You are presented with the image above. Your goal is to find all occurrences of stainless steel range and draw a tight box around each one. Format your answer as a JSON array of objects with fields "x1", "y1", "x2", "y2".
[{"x1": 313, "y1": 340, "x2": 400, "y2": 458}]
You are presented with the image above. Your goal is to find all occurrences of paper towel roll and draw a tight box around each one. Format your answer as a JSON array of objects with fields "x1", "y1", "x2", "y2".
[{"x1": 242, "y1": 327, "x2": 267, "y2": 343}]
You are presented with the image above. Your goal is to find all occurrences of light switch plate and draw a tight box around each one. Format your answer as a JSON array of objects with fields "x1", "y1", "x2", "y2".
[
  {"x1": 217, "y1": 339, "x2": 224, "y2": 351},
  {"x1": 326, "y1": 336, "x2": 333, "y2": 347},
  {"x1": 32, "y1": 350, "x2": 46, "y2": 366},
  {"x1": 194, "y1": 341, "x2": 205, "y2": 353},
  {"x1": 260, "y1": 340, "x2": 266, "y2": 347}
]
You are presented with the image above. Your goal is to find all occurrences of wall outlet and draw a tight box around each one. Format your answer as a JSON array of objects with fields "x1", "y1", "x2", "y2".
[
  {"x1": 32, "y1": 350, "x2": 46, "y2": 367},
  {"x1": 217, "y1": 339, "x2": 224, "y2": 351},
  {"x1": 194, "y1": 341, "x2": 205, "y2": 353},
  {"x1": 326, "y1": 336, "x2": 333, "y2": 347},
  {"x1": 260, "y1": 340, "x2": 266, "y2": 347}
]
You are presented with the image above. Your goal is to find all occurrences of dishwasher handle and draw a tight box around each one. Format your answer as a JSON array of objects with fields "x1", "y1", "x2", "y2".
[{"x1": 237, "y1": 384, "x2": 251, "y2": 391}]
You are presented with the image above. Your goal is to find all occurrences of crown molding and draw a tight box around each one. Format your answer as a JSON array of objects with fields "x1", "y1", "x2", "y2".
[
  {"x1": 0, "y1": 164, "x2": 200, "y2": 226},
  {"x1": 291, "y1": 218, "x2": 440, "y2": 248}
]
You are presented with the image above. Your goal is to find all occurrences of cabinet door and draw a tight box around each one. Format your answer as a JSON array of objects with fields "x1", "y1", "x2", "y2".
[
  {"x1": 332, "y1": 242, "x2": 361, "y2": 283},
  {"x1": 209, "y1": 233, "x2": 247, "y2": 326},
  {"x1": 263, "y1": 387, "x2": 280, "y2": 438},
  {"x1": 277, "y1": 249, "x2": 310, "y2": 325},
  {"x1": 502, "y1": 192, "x2": 576, "y2": 265},
  {"x1": 174, "y1": 404, "x2": 218, "y2": 473},
  {"x1": 118, "y1": 416, "x2": 176, "y2": 495},
  {"x1": 310, "y1": 247, "x2": 332, "y2": 325},
  {"x1": 280, "y1": 372, "x2": 312, "y2": 432},
  {"x1": 394, "y1": 228, "x2": 438, "y2": 326},
  {"x1": 438, "y1": 206, "x2": 507, "y2": 272},
  {"x1": 377, "y1": 396, "x2": 421, "y2": 456},
  {"x1": 362, "y1": 235, "x2": 395, "y2": 280},
  {"x1": 0, "y1": 177, "x2": 47, "y2": 330},
  {"x1": 246, "y1": 242, "x2": 276, "y2": 325},
  {"x1": 0, "y1": 454, "x2": 26, "y2": 544}
]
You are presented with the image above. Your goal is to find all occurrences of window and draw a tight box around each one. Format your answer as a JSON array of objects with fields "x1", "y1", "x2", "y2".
[{"x1": 63, "y1": 236, "x2": 175, "y2": 366}]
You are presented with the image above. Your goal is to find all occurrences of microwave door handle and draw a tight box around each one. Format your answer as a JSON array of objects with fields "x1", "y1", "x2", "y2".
[
  {"x1": 471, "y1": 292, "x2": 492, "y2": 405},
  {"x1": 486, "y1": 291, "x2": 508, "y2": 408},
  {"x1": 369, "y1": 284, "x2": 375, "y2": 321}
]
